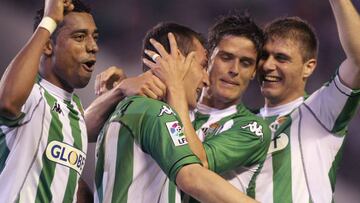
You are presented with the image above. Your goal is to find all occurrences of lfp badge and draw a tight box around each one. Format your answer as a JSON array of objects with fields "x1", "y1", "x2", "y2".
[{"x1": 166, "y1": 121, "x2": 188, "y2": 146}]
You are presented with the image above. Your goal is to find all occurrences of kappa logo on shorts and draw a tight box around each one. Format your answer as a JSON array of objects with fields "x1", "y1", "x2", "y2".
[
  {"x1": 166, "y1": 121, "x2": 188, "y2": 146},
  {"x1": 158, "y1": 105, "x2": 176, "y2": 117},
  {"x1": 241, "y1": 121, "x2": 264, "y2": 141},
  {"x1": 45, "y1": 141, "x2": 86, "y2": 174}
]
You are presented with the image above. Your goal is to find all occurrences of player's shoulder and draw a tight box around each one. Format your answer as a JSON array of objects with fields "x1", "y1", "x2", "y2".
[
  {"x1": 234, "y1": 104, "x2": 267, "y2": 125},
  {"x1": 232, "y1": 104, "x2": 271, "y2": 141},
  {"x1": 111, "y1": 96, "x2": 176, "y2": 121}
]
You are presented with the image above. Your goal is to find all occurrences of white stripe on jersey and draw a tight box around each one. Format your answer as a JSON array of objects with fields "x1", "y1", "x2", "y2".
[
  {"x1": 254, "y1": 155, "x2": 274, "y2": 202},
  {"x1": 296, "y1": 107, "x2": 344, "y2": 202},
  {"x1": 289, "y1": 111, "x2": 309, "y2": 202},
  {"x1": 50, "y1": 104, "x2": 73, "y2": 202},
  {"x1": 101, "y1": 122, "x2": 121, "y2": 203},
  {"x1": 128, "y1": 140, "x2": 167, "y2": 202}
]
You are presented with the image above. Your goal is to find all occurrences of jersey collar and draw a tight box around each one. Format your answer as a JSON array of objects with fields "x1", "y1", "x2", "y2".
[
  {"x1": 260, "y1": 97, "x2": 304, "y2": 117},
  {"x1": 196, "y1": 102, "x2": 238, "y2": 118},
  {"x1": 38, "y1": 77, "x2": 73, "y2": 101}
]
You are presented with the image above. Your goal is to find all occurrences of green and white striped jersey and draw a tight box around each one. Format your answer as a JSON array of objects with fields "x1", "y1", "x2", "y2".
[
  {"x1": 249, "y1": 73, "x2": 360, "y2": 203},
  {"x1": 181, "y1": 103, "x2": 271, "y2": 202},
  {"x1": 95, "y1": 97, "x2": 271, "y2": 203},
  {"x1": 94, "y1": 96, "x2": 201, "y2": 203},
  {"x1": 0, "y1": 77, "x2": 87, "y2": 203}
]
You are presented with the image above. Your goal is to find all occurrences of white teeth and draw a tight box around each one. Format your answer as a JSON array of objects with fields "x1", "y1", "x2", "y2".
[{"x1": 264, "y1": 75, "x2": 281, "y2": 82}]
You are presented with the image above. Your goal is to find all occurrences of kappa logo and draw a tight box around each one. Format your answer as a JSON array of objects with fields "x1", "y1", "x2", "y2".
[
  {"x1": 45, "y1": 141, "x2": 86, "y2": 174},
  {"x1": 52, "y1": 102, "x2": 63, "y2": 114},
  {"x1": 166, "y1": 121, "x2": 188, "y2": 146},
  {"x1": 158, "y1": 105, "x2": 176, "y2": 117},
  {"x1": 241, "y1": 121, "x2": 264, "y2": 141}
]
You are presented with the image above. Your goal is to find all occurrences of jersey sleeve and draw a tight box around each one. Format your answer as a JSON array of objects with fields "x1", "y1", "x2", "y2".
[
  {"x1": 0, "y1": 84, "x2": 42, "y2": 128},
  {"x1": 203, "y1": 118, "x2": 271, "y2": 174},
  {"x1": 114, "y1": 96, "x2": 201, "y2": 181},
  {"x1": 304, "y1": 63, "x2": 360, "y2": 136}
]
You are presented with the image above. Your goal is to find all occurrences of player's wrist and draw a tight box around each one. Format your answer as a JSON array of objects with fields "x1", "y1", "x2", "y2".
[{"x1": 38, "y1": 16, "x2": 57, "y2": 35}]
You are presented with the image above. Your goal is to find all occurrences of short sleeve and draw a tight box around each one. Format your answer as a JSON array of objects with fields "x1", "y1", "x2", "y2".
[
  {"x1": 114, "y1": 96, "x2": 201, "y2": 181},
  {"x1": 0, "y1": 84, "x2": 42, "y2": 127},
  {"x1": 305, "y1": 72, "x2": 360, "y2": 136}
]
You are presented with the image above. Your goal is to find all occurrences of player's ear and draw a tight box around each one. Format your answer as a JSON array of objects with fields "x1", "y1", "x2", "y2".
[
  {"x1": 43, "y1": 39, "x2": 54, "y2": 56},
  {"x1": 303, "y1": 58, "x2": 317, "y2": 79}
]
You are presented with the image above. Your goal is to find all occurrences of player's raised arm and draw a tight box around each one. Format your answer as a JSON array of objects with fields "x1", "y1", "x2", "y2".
[
  {"x1": 0, "y1": 0, "x2": 73, "y2": 119},
  {"x1": 330, "y1": 0, "x2": 360, "y2": 88}
]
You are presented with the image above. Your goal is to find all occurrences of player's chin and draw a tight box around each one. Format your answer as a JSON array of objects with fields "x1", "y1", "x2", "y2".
[
  {"x1": 188, "y1": 99, "x2": 197, "y2": 110},
  {"x1": 75, "y1": 76, "x2": 92, "y2": 89}
]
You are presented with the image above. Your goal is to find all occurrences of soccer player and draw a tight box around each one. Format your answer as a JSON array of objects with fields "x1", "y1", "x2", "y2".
[
  {"x1": 0, "y1": 0, "x2": 97, "y2": 202},
  {"x1": 152, "y1": 12, "x2": 272, "y2": 202},
  {"x1": 94, "y1": 22, "x2": 264, "y2": 203},
  {"x1": 192, "y1": 12, "x2": 270, "y2": 198},
  {"x1": 231, "y1": 0, "x2": 360, "y2": 202}
]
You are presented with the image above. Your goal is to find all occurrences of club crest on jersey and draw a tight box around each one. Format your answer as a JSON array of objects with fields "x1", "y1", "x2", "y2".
[
  {"x1": 45, "y1": 141, "x2": 86, "y2": 174},
  {"x1": 166, "y1": 121, "x2": 187, "y2": 146},
  {"x1": 241, "y1": 121, "x2": 264, "y2": 141},
  {"x1": 267, "y1": 133, "x2": 289, "y2": 154},
  {"x1": 159, "y1": 105, "x2": 176, "y2": 117},
  {"x1": 201, "y1": 122, "x2": 222, "y2": 137}
]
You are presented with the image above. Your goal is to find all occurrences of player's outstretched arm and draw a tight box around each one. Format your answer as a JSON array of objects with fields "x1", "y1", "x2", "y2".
[
  {"x1": 176, "y1": 164, "x2": 258, "y2": 203},
  {"x1": 330, "y1": 0, "x2": 360, "y2": 88},
  {"x1": 85, "y1": 67, "x2": 166, "y2": 142},
  {"x1": 0, "y1": 0, "x2": 73, "y2": 119}
]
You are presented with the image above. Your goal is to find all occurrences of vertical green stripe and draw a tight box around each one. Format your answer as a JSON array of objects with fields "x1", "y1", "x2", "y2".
[
  {"x1": 63, "y1": 100, "x2": 83, "y2": 202},
  {"x1": 246, "y1": 162, "x2": 264, "y2": 198},
  {"x1": 72, "y1": 94, "x2": 84, "y2": 116},
  {"x1": 95, "y1": 119, "x2": 114, "y2": 202},
  {"x1": 328, "y1": 143, "x2": 344, "y2": 193},
  {"x1": 266, "y1": 116, "x2": 293, "y2": 203},
  {"x1": 112, "y1": 127, "x2": 134, "y2": 203},
  {"x1": 0, "y1": 129, "x2": 9, "y2": 173},
  {"x1": 95, "y1": 136, "x2": 105, "y2": 202},
  {"x1": 168, "y1": 181, "x2": 176, "y2": 203},
  {"x1": 35, "y1": 91, "x2": 63, "y2": 202},
  {"x1": 331, "y1": 92, "x2": 360, "y2": 135}
]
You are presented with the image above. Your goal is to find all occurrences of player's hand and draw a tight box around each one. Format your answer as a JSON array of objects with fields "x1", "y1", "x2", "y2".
[
  {"x1": 44, "y1": 0, "x2": 74, "y2": 24},
  {"x1": 95, "y1": 66, "x2": 127, "y2": 95},
  {"x1": 142, "y1": 32, "x2": 195, "y2": 89},
  {"x1": 118, "y1": 71, "x2": 166, "y2": 100}
]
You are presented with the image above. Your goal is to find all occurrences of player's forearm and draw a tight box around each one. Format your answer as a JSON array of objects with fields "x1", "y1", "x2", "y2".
[
  {"x1": 176, "y1": 164, "x2": 258, "y2": 203},
  {"x1": 330, "y1": 0, "x2": 360, "y2": 61},
  {"x1": 0, "y1": 28, "x2": 50, "y2": 118},
  {"x1": 330, "y1": 0, "x2": 360, "y2": 88},
  {"x1": 167, "y1": 86, "x2": 209, "y2": 168},
  {"x1": 85, "y1": 86, "x2": 125, "y2": 142}
]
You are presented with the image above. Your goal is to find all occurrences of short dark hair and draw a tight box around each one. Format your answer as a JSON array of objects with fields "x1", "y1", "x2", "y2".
[
  {"x1": 264, "y1": 17, "x2": 318, "y2": 62},
  {"x1": 142, "y1": 22, "x2": 206, "y2": 72},
  {"x1": 33, "y1": 0, "x2": 92, "y2": 40},
  {"x1": 208, "y1": 11, "x2": 264, "y2": 61}
]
